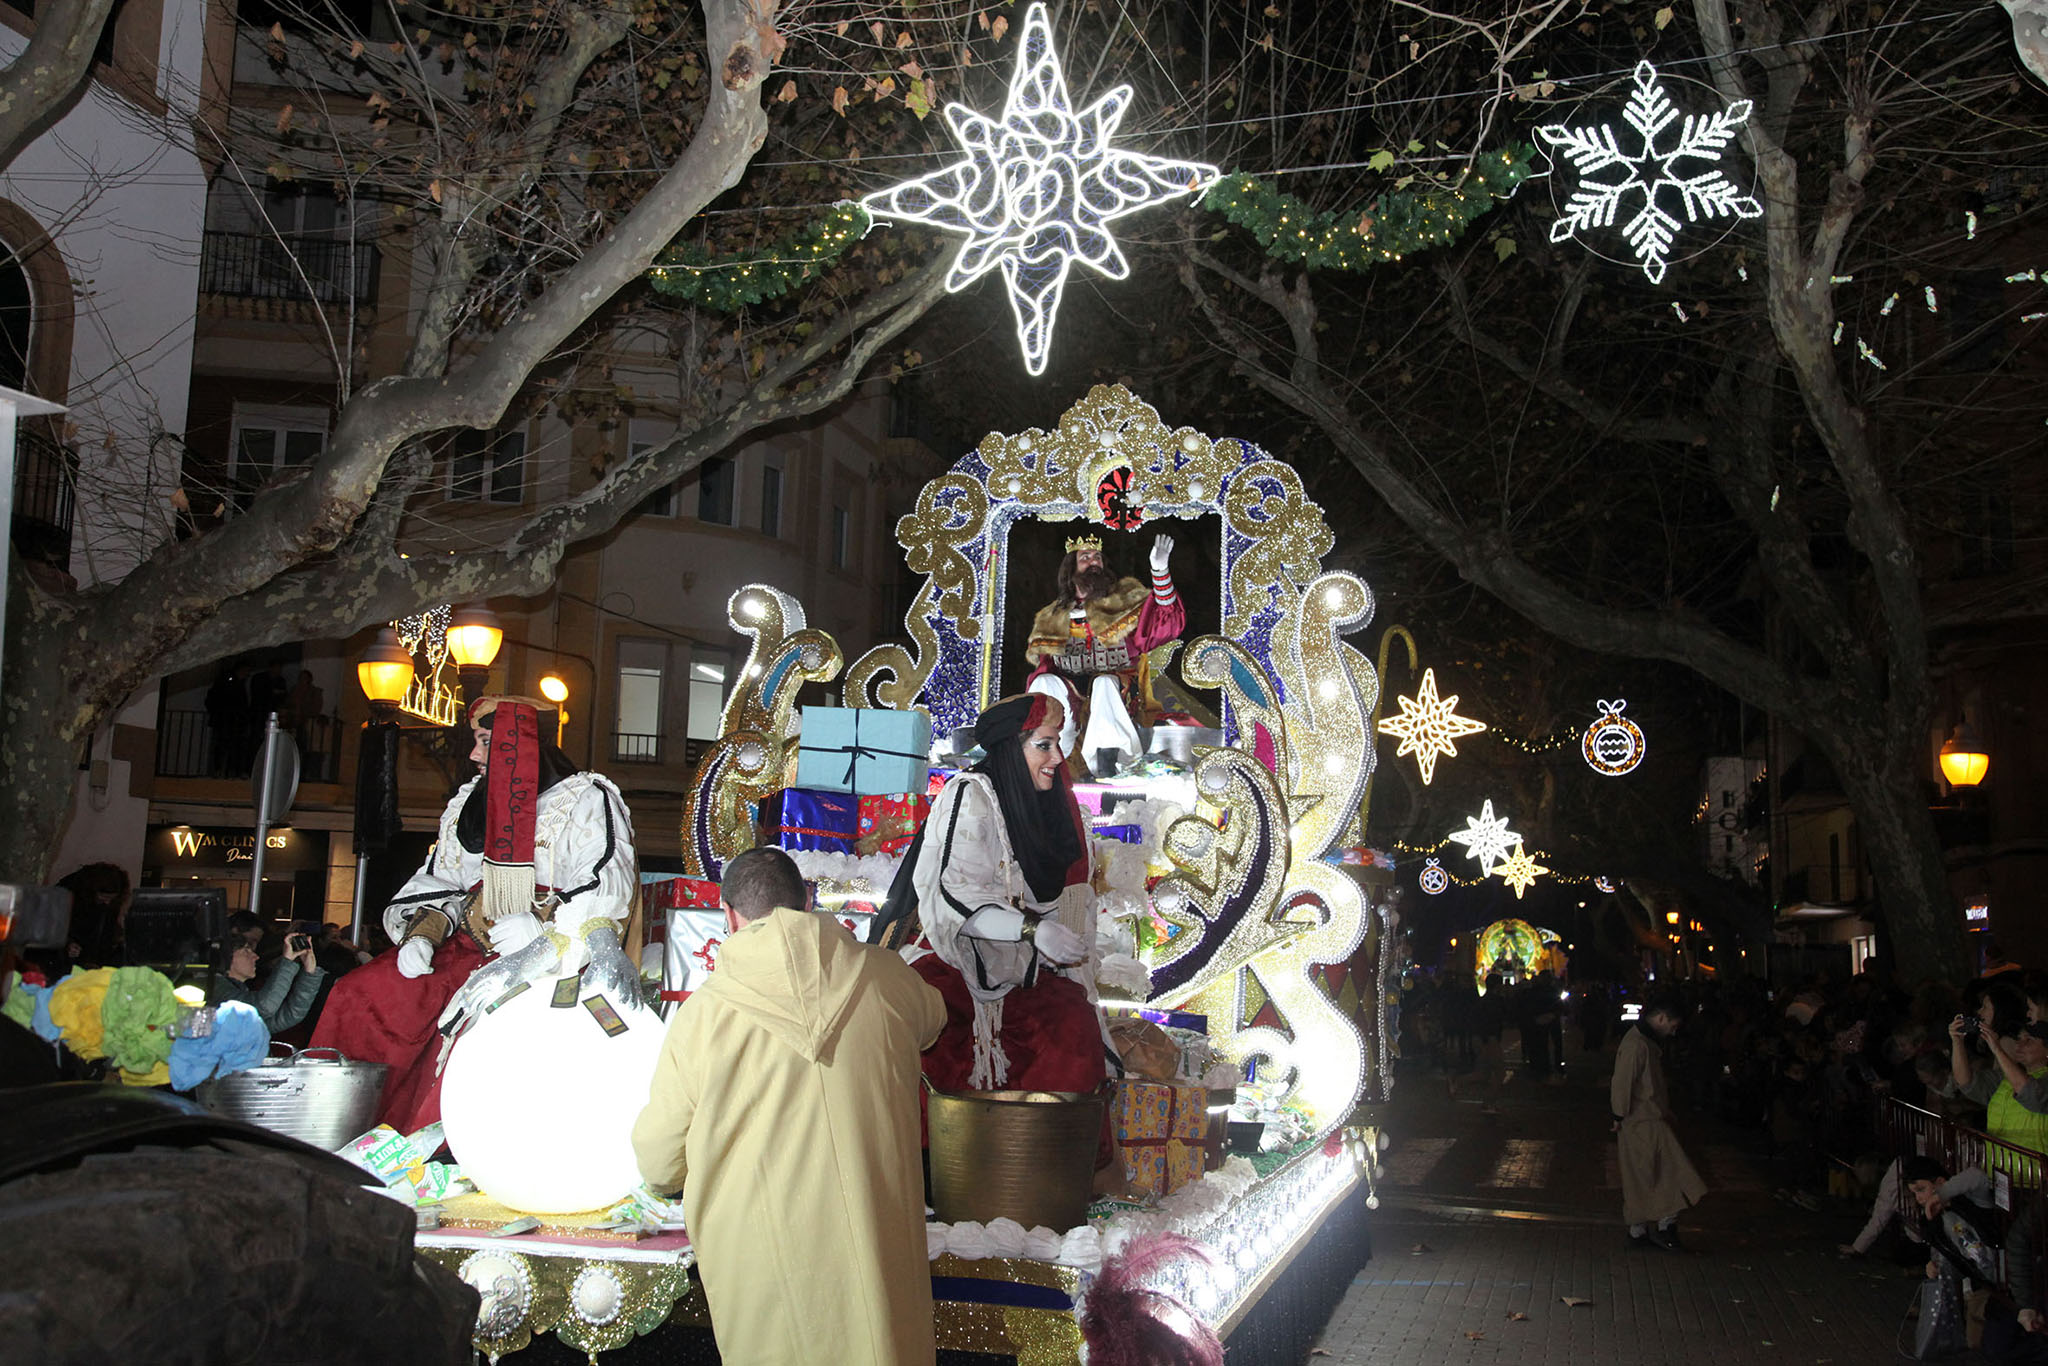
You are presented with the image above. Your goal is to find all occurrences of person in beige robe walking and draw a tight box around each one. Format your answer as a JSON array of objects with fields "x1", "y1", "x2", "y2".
[
  {"x1": 632, "y1": 847, "x2": 947, "y2": 1365},
  {"x1": 1611, "y1": 994, "x2": 1707, "y2": 1250}
]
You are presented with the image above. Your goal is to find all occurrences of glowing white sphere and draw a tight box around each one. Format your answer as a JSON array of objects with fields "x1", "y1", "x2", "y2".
[{"x1": 441, "y1": 977, "x2": 666, "y2": 1214}]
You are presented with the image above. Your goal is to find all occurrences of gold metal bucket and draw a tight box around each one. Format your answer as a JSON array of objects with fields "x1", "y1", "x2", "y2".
[{"x1": 927, "y1": 1087, "x2": 1104, "y2": 1232}]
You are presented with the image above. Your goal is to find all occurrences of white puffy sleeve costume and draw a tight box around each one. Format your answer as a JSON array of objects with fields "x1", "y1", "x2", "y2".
[
  {"x1": 907, "y1": 772, "x2": 1101, "y2": 1089},
  {"x1": 383, "y1": 770, "x2": 638, "y2": 974}
]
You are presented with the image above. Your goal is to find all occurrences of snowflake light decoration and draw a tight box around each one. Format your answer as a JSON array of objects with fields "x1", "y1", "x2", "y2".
[
  {"x1": 1536, "y1": 60, "x2": 1762, "y2": 284},
  {"x1": 860, "y1": 2, "x2": 1218, "y2": 375},
  {"x1": 1375, "y1": 667, "x2": 1487, "y2": 785},
  {"x1": 1447, "y1": 799, "x2": 1520, "y2": 871},
  {"x1": 1493, "y1": 843, "x2": 1549, "y2": 900}
]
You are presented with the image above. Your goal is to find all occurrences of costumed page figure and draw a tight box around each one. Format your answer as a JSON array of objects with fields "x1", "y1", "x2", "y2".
[
  {"x1": 884, "y1": 694, "x2": 1108, "y2": 1101},
  {"x1": 314, "y1": 695, "x2": 638, "y2": 1131},
  {"x1": 1025, "y1": 532, "x2": 1183, "y2": 776}
]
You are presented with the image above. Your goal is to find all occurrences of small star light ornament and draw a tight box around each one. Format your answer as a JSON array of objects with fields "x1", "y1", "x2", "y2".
[
  {"x1": 1536, "y1": 60, "x2": 1762, "y2": 284},
  {"x1": 1375, "y1": 667, "x2": 1487, "y2": 785},
  {"x1": 1493, "y1": 843, "x2": 1549, "y2": 900},
  {"x1": 1418, "y1": 858, "x2": 1450, "y2": 896},
  {"x1": 1448, "y1": 799, "x2": 1521, "y2": 871},
  {"x1": 1581, "y1": 698, "x2": 1647, "y2": 777},
  {"x1": 859, "y1": 3, "x2": 1218, "y2": 375}
]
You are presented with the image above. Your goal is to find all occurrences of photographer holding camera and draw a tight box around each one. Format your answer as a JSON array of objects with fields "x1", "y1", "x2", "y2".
[{"x1": 213, "y1": 927, "x2": 325, "y2": 1034}]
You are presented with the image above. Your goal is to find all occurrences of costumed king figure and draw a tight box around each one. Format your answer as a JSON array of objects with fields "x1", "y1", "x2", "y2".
[
  {"x1": 1025, "y1": 532, "x2": 1183, "y2": 776},
  {"x1": 313, "y1": 695, "x2": 638, "y2": 1132},
  {"x1": 877, "y1": 694, "x2": 1109, "y2": 1108}
]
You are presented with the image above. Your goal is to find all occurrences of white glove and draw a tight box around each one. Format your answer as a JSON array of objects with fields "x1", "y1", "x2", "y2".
[
  {"x1": 1033, "y1": 919, "x2": 1088, "y2": 966},
  {"x1": 396, "y1": 937, "x2": 436, "y2": 979},
  {"x1": 489, "y1": 909, "x2": 544, "y2": 955},
  {"x1": 1148, "y1": 534, "x2": 1173, "y2": 576}
]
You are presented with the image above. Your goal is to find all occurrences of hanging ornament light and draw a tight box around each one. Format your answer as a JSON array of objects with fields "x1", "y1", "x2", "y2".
[{"x1": 1582, "y1": 698, "x2": 1646, "y2": 776}]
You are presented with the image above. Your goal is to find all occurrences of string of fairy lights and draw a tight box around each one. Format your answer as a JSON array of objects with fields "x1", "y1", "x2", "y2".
[{"x1": 646, "y1": 145, "x2": 1531, "y2": 314}]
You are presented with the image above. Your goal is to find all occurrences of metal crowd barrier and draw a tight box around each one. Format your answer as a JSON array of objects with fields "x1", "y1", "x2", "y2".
[{"x1": 1884, "y1": 1098, "x2": 2048, "y2": 1306}]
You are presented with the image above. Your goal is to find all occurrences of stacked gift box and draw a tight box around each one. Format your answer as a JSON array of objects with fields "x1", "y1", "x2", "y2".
[
  {"x1": 645, "y1": 876, "x2": 724, "y2": 1002},
  {"x1": 1112, "y1": 1078, "x2": 1209, "y2": 1197},
  {"x1": 771, "y1": 707, "x2": 937, "y2": 858}
]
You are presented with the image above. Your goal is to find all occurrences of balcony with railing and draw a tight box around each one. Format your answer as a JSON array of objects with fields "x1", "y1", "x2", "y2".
[
  {"x1": 12, "y1": 425, "x2": 75, "y2": 574},
  {"x1": 199, "y1": 232, "x2": 380, "y2": 307},
  {"x1": 156, "y1": 709, "x2": 344, "y2": 784},
  {"x1": 612, "y1": 731, "x2": 663, "y2": 764}
]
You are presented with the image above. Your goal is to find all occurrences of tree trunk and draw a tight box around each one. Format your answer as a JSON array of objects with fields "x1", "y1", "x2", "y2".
[
  {"x1": 0, "y1": 566, "x2": 89, "y2": 882},
  {"x1": 1829, "y1": 738, "x2": 1966, "y2": 982}
]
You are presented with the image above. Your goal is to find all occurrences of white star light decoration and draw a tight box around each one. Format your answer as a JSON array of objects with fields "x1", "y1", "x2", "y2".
[
  {"x1": 1375, "y1": 667, "x2": 1487, "y2": 785},
  {"x1": 860, "y1": 2, "x2": 1218, "y2": 375},
  {"x1": 1447, "y1": 799, "x2": 1520, "y2": 872},
  {"x1": 1493, "y1": 843, "x2": 1549, "y2": 900},
  {"x1": 1536, "y1": 60, "x2": 1762, "y2": 284}
]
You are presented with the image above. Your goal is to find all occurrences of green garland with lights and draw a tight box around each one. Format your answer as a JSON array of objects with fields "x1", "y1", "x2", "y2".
[
  {"x1": 1201, "y1": 145, "x2": 1533, "y2": 271},
  {"x1": 648, "y1": 202, "x2": 872, "y2": 311}
]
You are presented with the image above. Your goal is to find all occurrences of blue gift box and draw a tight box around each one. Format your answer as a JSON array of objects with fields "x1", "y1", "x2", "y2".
[
  {"x1": 793, "y1": 706, "x2": 934, "y2": 796},
  {"x1": 775, "y1": 788, "x2": 860, "y2": 853}
]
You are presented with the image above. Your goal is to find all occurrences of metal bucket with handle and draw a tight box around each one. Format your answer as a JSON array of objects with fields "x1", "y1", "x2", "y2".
[
  {"x1": 926, "y1": 1084, "x2": 1104, "y2": 1232},
  {"x1": 194, "y1": 1044, "x2": 389, "y2": 1149}
]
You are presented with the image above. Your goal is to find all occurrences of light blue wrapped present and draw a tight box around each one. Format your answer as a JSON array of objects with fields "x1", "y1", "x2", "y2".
[{"x1": 794, "y1": 706, "x2": 933, "y2": 796}]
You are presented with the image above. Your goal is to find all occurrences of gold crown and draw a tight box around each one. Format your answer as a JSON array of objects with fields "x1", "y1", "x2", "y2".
[{"x1": 1065, "y1": 533, "x2": 1104, "y2": 553}]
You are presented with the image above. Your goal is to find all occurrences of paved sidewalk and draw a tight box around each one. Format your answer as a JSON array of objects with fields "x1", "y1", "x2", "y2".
[{"x1": 1315, "y1": 1038, "x2": 1955, "y2": 1364}]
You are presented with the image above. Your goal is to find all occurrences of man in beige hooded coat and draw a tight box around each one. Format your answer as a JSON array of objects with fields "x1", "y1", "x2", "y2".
[
  {"x1": 633, "y1": 846, "x2": 947, "y2": 1365},
  {"x1": 1611, "y1": 994, "x2": 1707, "y2": 1250}
]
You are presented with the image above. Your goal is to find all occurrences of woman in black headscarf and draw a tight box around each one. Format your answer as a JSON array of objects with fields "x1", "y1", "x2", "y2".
[{"x1": 892, "y1": 693, "x2": 1107, "y2": 1095}]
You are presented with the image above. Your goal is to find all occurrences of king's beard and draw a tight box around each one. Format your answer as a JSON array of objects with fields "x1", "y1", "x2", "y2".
[{"x1": 1071, "y1": 565, "x2": 1117, "y2": 603}]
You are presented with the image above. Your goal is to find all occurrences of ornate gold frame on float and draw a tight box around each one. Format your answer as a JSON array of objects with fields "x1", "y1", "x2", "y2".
[{"x1": 680, "y1": 385, "x2": 1391, "y2": 1138}]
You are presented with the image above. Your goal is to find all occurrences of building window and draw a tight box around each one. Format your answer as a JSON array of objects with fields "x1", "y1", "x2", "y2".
[
  {"x1": 831, "y1": 503, "x2": 850, "y2": 569},
  {"x1": 629, "y1": 420, "x2": 674, "y2": 518},
  {"x1": 687, "y1": 648, "x2": 728, "y2": 742},
  {"x1": 614, "y1": 639, "x2": 666, "y2": 763},
  {"x1": 446, "y1": 425, "x2": 526, "y2": 503},
  {"x1": 698, "y1": 456, "x2": 734, "y2": 526},
  {"x1": 760, "y1": 462, "x2": 782, "y2": 538},
  {"x1": 230, "y1": 405, "x2": 327, "y2": 486},
  {"x1": 0, "y1": 242, "x2": 31, "y2": 392}
]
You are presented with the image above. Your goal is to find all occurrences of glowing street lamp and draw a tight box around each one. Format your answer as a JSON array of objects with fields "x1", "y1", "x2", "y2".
[
  {"x1": 356, "y1": 629, "x2": 415, "y2": 718},
  {"x1": 538, "y1": 672, "x2": 570, "y2": 747},
  {"x1": 1939, "y1": 724, "x2": 1990, "y2": 789}
]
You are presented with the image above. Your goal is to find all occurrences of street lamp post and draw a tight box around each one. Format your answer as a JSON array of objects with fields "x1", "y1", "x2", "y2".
[
  {"x1": 538, "y1": 672, "x2": 570, "y2": 748},
  {"x1": 351, "y1": 629, "x2": 416, "y2": 940}
]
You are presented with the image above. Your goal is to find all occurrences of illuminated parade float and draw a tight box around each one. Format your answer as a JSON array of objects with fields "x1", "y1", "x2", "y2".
[{"x1": 398, "y1": 385, "x2": 1400, "y2": 1361}]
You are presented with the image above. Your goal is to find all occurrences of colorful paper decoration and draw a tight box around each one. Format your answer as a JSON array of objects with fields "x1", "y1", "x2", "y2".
[
  {"x1": 858, "y1": 3, "x2": 1218, "y2": 374},
  {"x1": 1447, "y1": 799, "x2": 1520, "y2": 871},
  {"x1": 1374, "y1": 667, "x2": 1486, "y2": 785},
  {"x1": 1581, "y1": 698, "x2": 1646, "y2": 776},
  {"x1": 1418, "y1": 858, "x2": 1449, "y2": 896},
  {"x1": 1492, "y1": 843, "x2": 1548, "y2": 899},
  {"x1": 1536, "y1": 60, "x2": 1762, "y2": 284}
]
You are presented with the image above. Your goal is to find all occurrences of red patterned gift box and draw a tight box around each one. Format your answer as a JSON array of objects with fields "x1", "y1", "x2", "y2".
[
  {"x1": 856, "y1": 793, "x2": 932, "y2": 856},
  {"x1": 1112, "y1": 1079, "x2": 1209, "y2": 1197}
]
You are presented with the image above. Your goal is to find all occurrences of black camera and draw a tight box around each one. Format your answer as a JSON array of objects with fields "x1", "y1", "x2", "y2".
[{"x1": 1958, "y1": 1015, "x2": 1982, "y2": 1038}]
